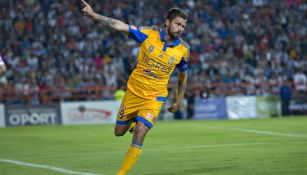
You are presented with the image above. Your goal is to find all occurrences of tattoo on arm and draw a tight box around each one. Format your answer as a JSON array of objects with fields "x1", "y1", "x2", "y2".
[
  {"x1": 96, "y1": 15, "x2": 116, "y2": 27},
  {"x1": 90, "y1": 12, "x2": 128, "y2": 33}
]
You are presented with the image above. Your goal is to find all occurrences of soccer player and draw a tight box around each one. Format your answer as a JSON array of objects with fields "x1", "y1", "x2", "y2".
[
  {"x1": 0, "y1": 56, "x2": 6, "y2": 75},
  {"x1": 81, "y1": 1, "x2": 189, "y2": 174}
]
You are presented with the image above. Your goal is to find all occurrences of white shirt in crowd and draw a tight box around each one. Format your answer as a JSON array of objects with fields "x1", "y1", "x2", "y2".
[
  {"x1": 294, "y1": 72, "x2": 307, "y2": 92},
  {"x1": 0, "y1": 56, "x2": 7, "y2": 75},
  {"x1": 0, "y1": 56, "x2": 4, "y2": 65}
]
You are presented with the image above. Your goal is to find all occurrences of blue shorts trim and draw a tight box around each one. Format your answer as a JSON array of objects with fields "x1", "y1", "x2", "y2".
[
  {"x1": 116, "y1": 118, "x2": 135, "y2": 125},
  {"x1": 135, "y1": 116, "x2": 153, "y2": 129}
]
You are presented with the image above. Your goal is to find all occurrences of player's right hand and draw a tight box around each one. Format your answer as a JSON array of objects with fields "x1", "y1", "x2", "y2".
[{"x1": 81, "y1": 0, "x2": 95, "y2": 17}]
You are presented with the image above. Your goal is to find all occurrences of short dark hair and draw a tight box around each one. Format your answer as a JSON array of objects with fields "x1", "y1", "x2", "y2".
[{"x1": 166, "y1": 8, "x2": 188, "y2": 21}]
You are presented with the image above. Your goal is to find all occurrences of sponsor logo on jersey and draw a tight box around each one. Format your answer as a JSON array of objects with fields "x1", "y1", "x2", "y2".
[
  {"x1": 142, "y1": 53, "x2": 172, "y2": 74},
  {"x1": 143, "y1": 68, "x2": 159, "y2": 79}
]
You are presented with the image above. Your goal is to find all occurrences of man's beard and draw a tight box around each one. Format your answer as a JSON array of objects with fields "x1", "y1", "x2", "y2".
[{"x1": 168, "y1": 27, "x2": 180, "y2": 40}]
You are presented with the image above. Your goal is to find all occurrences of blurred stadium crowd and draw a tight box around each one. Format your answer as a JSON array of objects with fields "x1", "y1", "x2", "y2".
[{"x1": 0, "y1": 0, "x2": 306, "y2": 103}]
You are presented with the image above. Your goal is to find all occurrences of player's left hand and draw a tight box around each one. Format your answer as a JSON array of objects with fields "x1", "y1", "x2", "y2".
[{"x1": 167, "y1": 102, "x2": 180, "y2": 113}]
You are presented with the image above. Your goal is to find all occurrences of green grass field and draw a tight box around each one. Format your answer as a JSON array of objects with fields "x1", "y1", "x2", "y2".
[{"x1": 0, "y1": 117, "x2": 307, "y2": 175}]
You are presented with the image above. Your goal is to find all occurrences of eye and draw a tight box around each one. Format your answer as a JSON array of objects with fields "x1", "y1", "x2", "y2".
[
  {"x1": 177, "y1": 23, "x2": 185, "y2": 28},
  {"x1": 176, "y1": 22, "x2": 183, "y2": 27}
]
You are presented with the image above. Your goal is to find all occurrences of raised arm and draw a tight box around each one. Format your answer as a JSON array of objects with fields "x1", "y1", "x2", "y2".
[{"x1": 81, "y1": 0, "x2": 129, "y2": 33}]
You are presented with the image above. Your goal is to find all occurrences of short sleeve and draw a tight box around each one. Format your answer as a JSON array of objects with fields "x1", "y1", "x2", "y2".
[
  {"x1": 176, "y1": 58, "x2": 188, "y2": 72},
  {"x1": 182, "y1": 48, "x2": 189, "y2": 61},
  {"x1": 129, "y1": 25, "x2": 148, "y2": 43}
]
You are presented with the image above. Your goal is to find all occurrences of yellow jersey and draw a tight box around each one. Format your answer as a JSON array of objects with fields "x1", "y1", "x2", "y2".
[{"x1": 127, "y1": 25, "x2": 190, "y2": 101}]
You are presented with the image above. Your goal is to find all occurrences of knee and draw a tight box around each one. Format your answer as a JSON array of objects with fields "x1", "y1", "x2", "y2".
[{"x1": 114, "y1": 130, "x2": 125, "y2": 137}]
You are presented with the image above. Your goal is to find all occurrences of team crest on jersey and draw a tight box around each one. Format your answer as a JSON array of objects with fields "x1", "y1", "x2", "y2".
[
  {"x1": 167, "y1": 56, "x2": 175, "y2": 65},
  {"x1": 148, "y1": 45, "x2": 154, "y2": 53},
  {"x1": 119, "y1": 105, "x2": 126, "y2": 119},
  {"x1": 146, "y1": 112, "x2": 155, "y2": 122}
]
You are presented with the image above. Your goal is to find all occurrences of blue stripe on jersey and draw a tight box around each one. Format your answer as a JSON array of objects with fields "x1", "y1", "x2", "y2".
[
  {"x1": 156, "y1": 96, "x2": 167, "y2": 102},
  {"x1": 135, "y1": 116, "x2": 153, "y2": 129},
  {"x1": 176, "y1": 58, "x2": 188, "y2": 72},
  {"x1": 129, "y1": 25, "x2": 148, "y2": 43}
]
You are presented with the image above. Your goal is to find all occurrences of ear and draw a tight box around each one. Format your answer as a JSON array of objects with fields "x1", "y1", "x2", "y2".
[{"x1": 165, "y1": 19, "x2": 170, "y2": 27}]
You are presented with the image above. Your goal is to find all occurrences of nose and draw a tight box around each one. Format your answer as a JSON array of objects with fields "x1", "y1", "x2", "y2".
[{"x1": 178, "y1": 26, "x2": 184, "y2": 32}]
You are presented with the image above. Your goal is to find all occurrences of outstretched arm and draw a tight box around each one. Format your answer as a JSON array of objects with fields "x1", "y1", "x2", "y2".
[
  {"x1": 168, "y1": 71, "x2": 187, "y2": 113},
  {"x1": 81, "y1": 0, "x2": 129, "y2": 33}
]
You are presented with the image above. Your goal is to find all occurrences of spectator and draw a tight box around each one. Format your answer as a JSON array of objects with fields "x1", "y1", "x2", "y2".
[
  {"x1": 0, "y1": 56, "x2": 6, "y2": 75},
  {"x1": 279, "y1": 80, "x2": 292, "y2": 116},
  {"x1": 186, "y1": 85, "x2": 195, "y2": 119},
  {"x1": 0, "y1": 0, "x2": 306, "y2": 101},
  {"x1": 114, "y1": 86, "x2": 126, "y2": 101},
  {"x1": 293, "y1": 69, "x2": 307, "y2": 94}
]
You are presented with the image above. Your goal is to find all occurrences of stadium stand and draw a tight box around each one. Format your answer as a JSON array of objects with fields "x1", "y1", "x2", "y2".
[{"x1": 0, "y1": 0, "x2": 306, "y2": 104}]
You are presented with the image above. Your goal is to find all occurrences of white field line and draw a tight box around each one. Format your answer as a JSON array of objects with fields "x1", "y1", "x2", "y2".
[
  {"x1": 1, "y1": 141, "x2": 306, "y2": 173},
  {"x1": 0, "y1": 159, "x2": 100, "y2": 175},
  {"x1": 3, "y1": 142, "x2": 267, "y2": 161},
  {"x1": 0, "y1": 142, "x2": 264, "y2": 174},
  {"x1": 207, "y1": 127, "x2": 307, "y2": 138},
  {"x1": 5, "y1": 140, "x2": 307, "y2": 161}
]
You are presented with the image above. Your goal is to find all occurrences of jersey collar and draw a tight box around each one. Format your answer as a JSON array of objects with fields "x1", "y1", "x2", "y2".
[{"x1": 160, "y1": 30, "x2": 181, "y2": 47}]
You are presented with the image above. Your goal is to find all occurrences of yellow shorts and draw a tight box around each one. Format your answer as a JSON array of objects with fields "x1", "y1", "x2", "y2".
[{"x1": 116, "y1": 90, "x2": 166, "y2": 129}]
